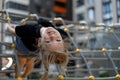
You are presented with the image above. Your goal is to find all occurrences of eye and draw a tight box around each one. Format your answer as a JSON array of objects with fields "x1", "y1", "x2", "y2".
[
  {"x1": 56, "y1": 40, "x2": 61, "y2": 42},
  {"x1": 45, "y1": 41, "x2": 50, "y2": 43}
]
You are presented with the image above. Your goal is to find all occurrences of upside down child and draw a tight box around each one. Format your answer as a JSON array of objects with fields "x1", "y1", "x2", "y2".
[{"x1": 6, "y1": 18, "x2": 68, "y2": 79}]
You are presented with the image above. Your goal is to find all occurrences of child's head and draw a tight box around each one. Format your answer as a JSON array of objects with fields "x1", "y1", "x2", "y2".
[
  {"x1": 41, "y1": 27, "x2": 64, "y2": 53},
  {"x1": 38, "y1": 18, "x2": 64, "y2": 52}
]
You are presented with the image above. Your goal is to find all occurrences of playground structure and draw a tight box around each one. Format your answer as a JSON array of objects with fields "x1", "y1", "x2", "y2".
[{"x1": 0, "y1": 9, "x2": 120, "y2": 80}]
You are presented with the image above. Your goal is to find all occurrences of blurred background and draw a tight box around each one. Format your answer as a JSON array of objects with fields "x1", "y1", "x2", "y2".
[
  {"x1": 0, "y1": 0, "x2": 119, "y2": 24},
  {"x1": 0, "y1": 0, "x2": 120, "y2": 80}
]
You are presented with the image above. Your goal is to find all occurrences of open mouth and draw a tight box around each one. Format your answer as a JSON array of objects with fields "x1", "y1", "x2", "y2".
[{"x1": 48, "y1": 31, "x2": 55, "y2": 35}]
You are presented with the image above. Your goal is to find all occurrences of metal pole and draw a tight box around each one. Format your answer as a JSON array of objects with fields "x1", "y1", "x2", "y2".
[
  {"x1": 106, "y1": 52, "x2": 118, "y2": 74},
  {"x1": 0, "y1": 0, "x2": 5, "y2": 71},
  {"x1": 59, "y1": 18, "x2": 93, "y2": 76},
  {"x1": 5, "y1": 9, "x2": 21, "y2": 77}
]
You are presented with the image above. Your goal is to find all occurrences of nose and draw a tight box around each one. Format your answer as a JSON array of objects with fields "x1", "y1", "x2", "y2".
[
  {"x1": 49, "y1": 34, "x2": 56, "y2": 41},
  {"x1": 50, "y1": 36, "x2": 54, "y2": 41}
]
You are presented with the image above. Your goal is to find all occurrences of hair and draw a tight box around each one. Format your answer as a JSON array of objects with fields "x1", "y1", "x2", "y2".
[
  {"x1": 39, "y1": 29, "x2": 68, "y2": 80},
  {"x1": 37, "y1": 18, "x2": 68, "y2": 79},
  {"x1": 40, "y1": 49, "x2": 68, "y2": 80}
]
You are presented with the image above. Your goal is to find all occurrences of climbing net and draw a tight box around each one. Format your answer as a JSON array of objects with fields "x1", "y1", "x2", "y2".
[{"x1": 0, "y1": 9, "x2": 120, "y2": 80}]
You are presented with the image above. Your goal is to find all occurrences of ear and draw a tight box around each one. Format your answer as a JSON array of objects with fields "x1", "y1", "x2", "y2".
[{"x1": 37, "y1": 38, "x2": 41, "y2": 47}]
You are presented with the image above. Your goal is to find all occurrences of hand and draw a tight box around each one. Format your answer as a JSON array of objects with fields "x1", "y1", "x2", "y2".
[{"x1": 6, "y1": 24, "x2": 16, "y2": 35}]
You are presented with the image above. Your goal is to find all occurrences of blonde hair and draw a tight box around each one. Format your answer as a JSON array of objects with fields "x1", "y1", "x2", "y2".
[
  {"x1": 40, "y1": 50, "x2": 68, "y2": 80},
  {"x1": 40, "y1": 28, "x2": 68, "y2": 80}
]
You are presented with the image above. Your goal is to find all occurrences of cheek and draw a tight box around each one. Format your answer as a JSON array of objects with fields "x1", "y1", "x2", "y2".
[{"x1": 43, "y1": 35, "x2": 49, "y2": 40}]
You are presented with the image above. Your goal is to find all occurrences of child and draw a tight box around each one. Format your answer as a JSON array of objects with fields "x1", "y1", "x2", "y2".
[{"x1": 7, "y1": 18, "x2": 68, "y2": 79}]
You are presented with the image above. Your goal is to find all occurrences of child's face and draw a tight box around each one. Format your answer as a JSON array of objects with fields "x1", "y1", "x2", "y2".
[{"x1": 42, "y1": 27, "x2": 64, "y2": 52}]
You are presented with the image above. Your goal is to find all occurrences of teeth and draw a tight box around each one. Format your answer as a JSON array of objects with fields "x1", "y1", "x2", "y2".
[{"x1": 48, "y1": 31, "x2": 55, "y2": 34}]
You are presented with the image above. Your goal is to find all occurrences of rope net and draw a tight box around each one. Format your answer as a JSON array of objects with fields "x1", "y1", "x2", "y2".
[{"x1": 0, "y1": 10, "x2": 120, "y2": 80}]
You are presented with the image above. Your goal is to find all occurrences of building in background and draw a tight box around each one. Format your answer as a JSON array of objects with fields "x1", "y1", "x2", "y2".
[
  {"x1": 0, "y1": 1, "x2": 1, "y2": 42},
  {"x1": 73, "y1": 0, "x2": 120, "y2": 25},
  {"x1": 29, "y1": 0, "x2": 73, "y2": 20},
  {"x1": 5, "y1": 0, "x2": 29, "y2": 21},
  {"x1": 0, "y1": 0, "x2": 4, "y2": 42},
  {"x1": 29, "y1": 0, "x2": 54, "y2": 18},
  {"x1": 29, "y1": 0, "x2": 120, "y2": 24},
  {"x1": 54, "y1": 0, "x2": 73, "y2": 20},
  {"x1": 0, "y1": 0, "x2": 3, "y2": 9}
]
